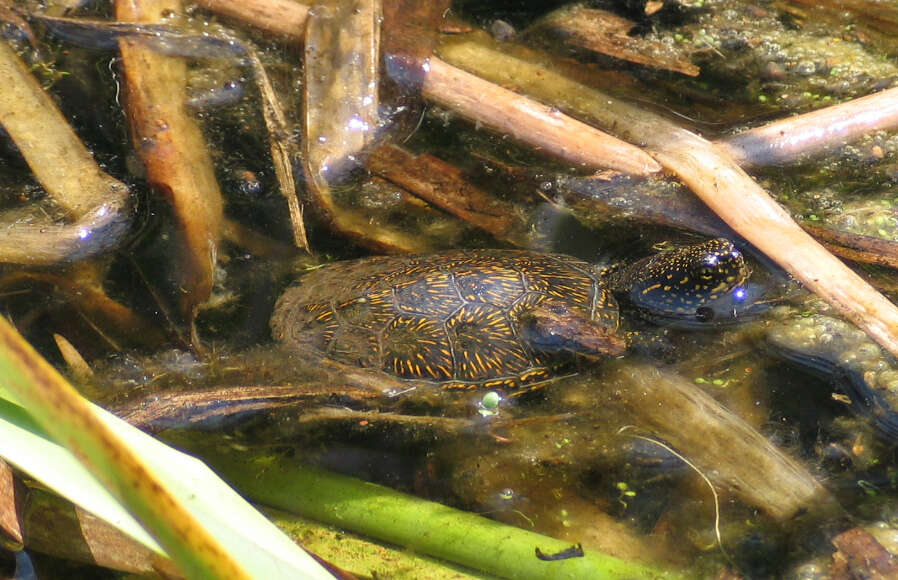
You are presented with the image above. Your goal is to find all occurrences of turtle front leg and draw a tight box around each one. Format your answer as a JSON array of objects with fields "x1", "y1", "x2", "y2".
[{"x1": 518, "y1": 301, "x2": 627, "y2": 359}]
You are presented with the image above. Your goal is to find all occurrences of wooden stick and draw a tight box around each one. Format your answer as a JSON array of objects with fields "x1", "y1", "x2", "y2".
[
  {"x1": 245, "y1": 49, "x2": 310, "y2": 252},
  {"x1": 114, "y1": 384, "x2": 383, "y2": 433},
  {"x1": 718, "y1": 86, "x2": 898, "y2": 166},
  {"x1": 423, "y1": 57, "x2": 661, "y2": 176}
]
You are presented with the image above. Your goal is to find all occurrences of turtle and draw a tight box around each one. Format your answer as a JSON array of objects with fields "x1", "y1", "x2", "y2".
[{"x1": 271, "y1": 238, "x2": 749, "y2": 393}]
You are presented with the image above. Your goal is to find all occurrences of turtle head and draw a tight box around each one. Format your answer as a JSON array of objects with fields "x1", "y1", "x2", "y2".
[{"x1": 616, "y1": 238, "x2": 751, "y2": 323}]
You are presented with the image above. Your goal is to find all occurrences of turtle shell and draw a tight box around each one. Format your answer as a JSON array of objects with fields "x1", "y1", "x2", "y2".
[{"x1": 271, "y1": 249, "x2": 619, "y2": 391}]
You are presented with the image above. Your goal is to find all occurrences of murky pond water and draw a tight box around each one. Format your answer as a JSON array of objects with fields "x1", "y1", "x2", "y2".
[{"x1": 3, "y1": 0, "x2": 898, "y2": 578}]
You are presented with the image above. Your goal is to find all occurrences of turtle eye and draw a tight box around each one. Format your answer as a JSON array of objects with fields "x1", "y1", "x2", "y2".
[{"x1": 697, "y1": 253, "x2": 720, "y2": 279}]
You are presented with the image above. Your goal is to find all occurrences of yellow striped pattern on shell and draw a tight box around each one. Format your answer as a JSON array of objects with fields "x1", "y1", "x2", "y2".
[{"x1": 272, "y1": 249, "x2": 617, "y2": 391}]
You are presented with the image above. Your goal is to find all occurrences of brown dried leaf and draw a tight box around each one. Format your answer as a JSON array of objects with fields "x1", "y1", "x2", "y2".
[
  {"x1": 116, "y1": 0, "x2": 224, "y2": 323},
  {"x1": 535, "y1": 5, "x2": 700, "y2": 77}
]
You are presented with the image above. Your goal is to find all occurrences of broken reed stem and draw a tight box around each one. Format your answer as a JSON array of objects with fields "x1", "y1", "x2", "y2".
[
  {"x1": 244, "y1": 50, "x2": 310, "y2": 252},
  {"x1": 718, "y1": 86, "x2": 898, "y2": 166},
  {"x1": 191, "y1": 442, "x2": 685, "y2": 580},
  {"x1": 0, "y1": 40, "x2": 131, "y2": 264},
  {"x1": 423, "y1": 57, "x2": 662, "y2": 176}
]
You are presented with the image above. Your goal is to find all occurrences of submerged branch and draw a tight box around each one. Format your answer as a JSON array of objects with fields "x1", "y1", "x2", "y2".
[
  {"x1": 367, "y1": 144, "x2": 531, "y2": 247},
  {"x1": 114, "y1": 384, "x2": 383, "y2": 433},
  {"x1": 193, "y1": 0, "x2": 308, "y2": 41},
  {"x1": 608, "y1": 364, "x2": 840, "y2": 521},
  {"x1": 802, "y1": 224, "x2": 898, "y2": 272},
  {"x1": 0, "y1": 40, "x2": 131, "y2": 264},
  {"x1": 191, "y1": 0, "x2": 306, "y2": 43}
]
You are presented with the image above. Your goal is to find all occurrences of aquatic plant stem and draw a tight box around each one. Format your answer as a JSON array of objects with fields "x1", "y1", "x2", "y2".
[
  {"x1": 191, "y1": 442, "x2": 686, "y2": 580},
  {"x1": 0, "y1": 317, "x2": 251, "y2": 580},
  {"x1": 0, "y1": 40, "x2": 131, "y2": 264}
]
